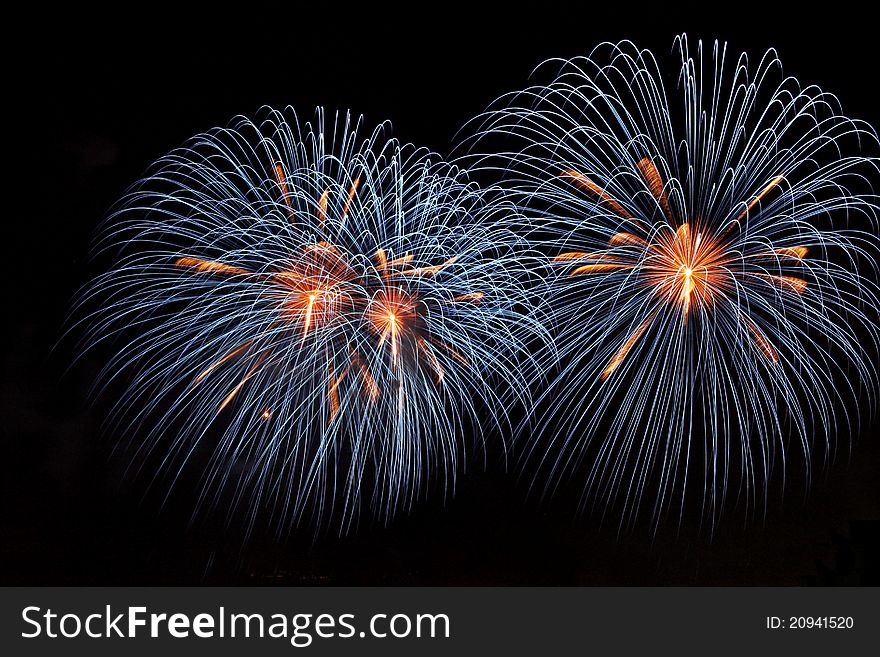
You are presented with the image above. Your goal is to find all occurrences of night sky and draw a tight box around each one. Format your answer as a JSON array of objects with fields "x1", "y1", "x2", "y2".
[{"x1": 3, "y1": 4, "x2": 879, "y2": 584}]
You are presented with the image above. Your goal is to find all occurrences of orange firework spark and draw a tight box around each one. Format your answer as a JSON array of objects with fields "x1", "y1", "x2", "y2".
[
  {"x1": 174, "y1": 257, "x2": 252, "y2": 277},
  {"x1": 448, "y1": 292, "x2": 484, "y2": 303},
  {"x1": 735, "y1": 175, "x2": 785, "y2": 223},
  {"x1": 561, "y1": 169, "x2": 634, "y2": 220},
  {"x1": 274, "y1": 163, "x2": 293, "y2": 211},
  {"x1": 341, "y1": 177, "x2": 360, "y2": 221}
]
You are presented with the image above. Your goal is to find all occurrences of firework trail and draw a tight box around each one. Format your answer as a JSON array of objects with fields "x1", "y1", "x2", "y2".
[
  {"x1": 76, "y1": 107, "x2": 543, "y2": 535},
  {"x1": 464, "y1": 36, "x2": 880, "y2": 530}
]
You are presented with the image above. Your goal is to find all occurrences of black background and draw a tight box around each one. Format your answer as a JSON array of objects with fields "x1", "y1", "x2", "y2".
[{"x1": 3, "y1": 3, "x2": 878, "y2": 585}]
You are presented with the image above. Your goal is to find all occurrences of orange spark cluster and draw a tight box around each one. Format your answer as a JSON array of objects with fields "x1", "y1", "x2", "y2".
[
  {"x1": 557, "y1": 159, "x2": 807, "y2": 379},
  {"x1": 172, "y1": 166, "x2": 483, "y2": 423}
]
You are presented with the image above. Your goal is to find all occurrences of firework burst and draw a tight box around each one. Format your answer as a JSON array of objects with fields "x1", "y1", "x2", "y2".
[
  {"x1": 77, "y1": 107, "x2": 543, "y2": 535},
  {"x1": 465, "y1": 36, "x2": 880, "y2": 530}
]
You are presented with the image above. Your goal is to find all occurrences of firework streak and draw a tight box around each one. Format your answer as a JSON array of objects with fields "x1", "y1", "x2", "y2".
[
  {"x1": 79, "y1": 108, "x2": 544, "y2": 534},
  {"x1": 465, "y1": 36, "x2": 880, "y2": 530}
]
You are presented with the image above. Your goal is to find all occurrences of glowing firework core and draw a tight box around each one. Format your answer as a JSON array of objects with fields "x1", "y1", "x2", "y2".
[{"x1": 648, "y1": 223, "x2": 728, "y2": 318}]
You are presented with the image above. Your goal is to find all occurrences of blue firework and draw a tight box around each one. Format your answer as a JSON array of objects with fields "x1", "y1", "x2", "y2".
[
  {"x1": 465, "y1": 36, "x2": 880, "y2": 529},
  {"x1": 78, "y1": 107, "x2": 543, "y2": 534}
]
